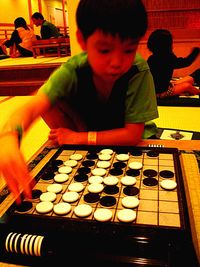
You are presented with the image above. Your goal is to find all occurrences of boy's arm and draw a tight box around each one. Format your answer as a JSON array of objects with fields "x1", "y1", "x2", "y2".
[
  {"x1": 0, "y1": 93, "x2": 51, "y2": 204},
  {"x1": 49, "y1": 122, "x2": 145, "y2": 147},
  {"x1": 173, "y1": 47, "x2": 200, "y2": 69}
]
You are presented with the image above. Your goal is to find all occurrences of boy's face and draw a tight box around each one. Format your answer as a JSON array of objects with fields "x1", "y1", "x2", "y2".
[
  {"x1": 79, "y1": 30, "x2": 139, "y2": 83},
  {"x1": 32, "y1": 18, "x2": 42, "y2": 27}
]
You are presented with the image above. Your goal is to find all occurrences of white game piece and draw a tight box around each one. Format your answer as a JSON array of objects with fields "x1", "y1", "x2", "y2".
[
  {"x1": 40, "y1": 192, "x2": 57, "y2": 202},
  {"x1": 160, "y1": 179, "x2": 177, "y2": 190},
  {"x1": 103, "y1": 176, "x2": 119, "y2": 186},
  {"x1": 74, "y1": 204, "x2": 92, "y2": 217},
  {"x1": 68, "y1": 182, "x2": 84, "y2": 192},
  {"x1": 53, "y1": 202, "x2": 72, "y2": 215},
  {"x1": 47, "y1": 183, "x2": 63, "y2": 194},
  {"x1": 28, "y1": 234, "x2": 37, "y2": 256},
  {"x1": 87, "y1": 183, "x2": 104, "y2": 193},
  {"x1": 88, "y1": 176, "x2": 104, "y2": 184},
  {"x1": 54, "y1": 173, "x2": 69, "y2": 183},
  {"x1": 91, "y1": 168, "x2": 107, "y2": 176},
  {"x1": 100, "y1": 148, "x2": 113, "y2": 155},
  {"x1": 5, "y1": 232, "x2": 13, "y2": 252},
  {"x1": 94, "y1": 208, "x2": 113, "y2": 222},
  {"x1": 36, "y1": 201, "x2": 53, "y2": 214},
  {"x1": 24, "y1": 234, "x2": 32, "y2": 255},
  {"x1": 20, "y1": 234, "x2": 28, "y2": 254},
  {"x1": 64, "y1": 159, "x2": 78, "y2": 167},
  {"x1": 62, "y1": 191, "x2": 79, "y2": 202},
  {"x1": 117, "y1": 209, "x2": 136, "y2": 222},
  {"x1": 9, "y1": 232, "x2": 18, "y2": 253},
  {"x1": 70, "y1": 153, "x2": 83, "y2": 161},
  {"x1": 97, "y1": 160, "x2": 111, "y2": 169},
  {"x1": 14, "y1": 233, "x2": 21, "y2": 253},
  {"x1": 121, "y1": 176, "x2": 137, "y2": 186},
  {"x1": 98, "y1": 153, "x2": 111, "y2": 161},
  {"x1": 33, "y1": 235, "x2": 41, "y2": 257},
  {"x1": 37, "y1": 236, "x2": 44, "y2": 257},
  {"x1": 128, "y1": 161, "x2": 143, "y2": 170},
  {"x1": 58, "y1": 166, "x2": 72, "y2": 174},
  {"x1": 121, "y1": 196, "x2": 139, "y2": 209},
  {"x1": 116, "y1": 154, "x2": 129, "y2": 161}
]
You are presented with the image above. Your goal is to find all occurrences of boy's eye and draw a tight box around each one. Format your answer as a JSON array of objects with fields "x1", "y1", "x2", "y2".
[
  {"x1": 98, "y1": 49, "x2": 111, "y2": 54},
  {"x1": 124, "y1": 49, "x2": 135, "y2": 54}
]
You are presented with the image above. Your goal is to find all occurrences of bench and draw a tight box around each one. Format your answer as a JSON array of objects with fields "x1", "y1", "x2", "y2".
[{"x1": 32, "y1": 37, "x2": 70, "y2": 58}]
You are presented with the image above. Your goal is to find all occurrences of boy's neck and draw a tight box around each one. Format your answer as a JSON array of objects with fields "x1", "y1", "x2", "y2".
[{"x1": 93, "y1": 74, "x2": 115, "y2": 102}]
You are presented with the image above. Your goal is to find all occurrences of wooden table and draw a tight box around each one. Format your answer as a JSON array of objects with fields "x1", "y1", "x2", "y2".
[{"x1": 0, "y1": 139, "x2": 199, "y2": 266}]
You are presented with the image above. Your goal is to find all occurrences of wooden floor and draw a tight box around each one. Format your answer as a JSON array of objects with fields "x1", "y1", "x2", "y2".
[
  {"x1": 0, "y1": 55, "x2": 69, "y2": 67},
  {"x1": 0, "y1": 56, "x2": 70, "y2": 95}
]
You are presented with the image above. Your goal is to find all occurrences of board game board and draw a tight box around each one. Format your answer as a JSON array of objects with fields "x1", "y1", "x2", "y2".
[{"x1": 0, "y1": 145, "x2": 198, "y2": 266}]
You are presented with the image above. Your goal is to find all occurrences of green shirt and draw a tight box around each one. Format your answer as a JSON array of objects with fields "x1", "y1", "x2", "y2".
[
  {"x1": 41, "y1": 21, "x2": 60, "y2": 39},
  {"x1": 40, "y1": 52, "x2": 158, "y2": 136}
]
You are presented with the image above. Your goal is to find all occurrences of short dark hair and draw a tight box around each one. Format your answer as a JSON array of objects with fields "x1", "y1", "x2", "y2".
[
  {"x1": 76, "y1": 0, "x2": 147, "y2": 40},
  {"x1": 31, "y1": 12, "x2": 44, "y2": 20},
  {"x1": 147, "y1": 29, "x2": 173, "y2": 54}
]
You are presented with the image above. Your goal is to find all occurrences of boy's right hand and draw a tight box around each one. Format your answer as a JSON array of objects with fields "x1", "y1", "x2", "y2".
[{"x1": 0, "y1": 133, "x2": 33, "y2": 204}]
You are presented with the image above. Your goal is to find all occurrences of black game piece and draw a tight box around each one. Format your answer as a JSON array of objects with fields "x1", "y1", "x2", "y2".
[
  {"x1": 82, "y1": 160, "x2": 95, "y2": 167},
  {"x1": 123, "y1": 186, "x2": 139, "y2": 196},
  {"x1": 143, "y1": 169, "x2": 158, "y2": 177},
  {"x1": 113, "y1": 162, "x2": 126, "y2": 169},
  {"x1": 74, "y1": 173, "x2": 88, "y2": 182},
  {"x1": 84, "y1": 193, "x2": 100, "y2": 203},
  {"x1": 15, "y1": 201, "x2": 33, "y2": 213},
  {"x1": 126, "y1": 169, "x2": 140, "y2": 177},
  {"x1": 40, "y1": 169, "x2": 54, "y2": 180},
  {"x1": 130, "y1": 150, "x2": 143, "y2": 156},
  {"x1": 143, "y1": 177, "x2": 158, "y2": 186},
  {"x1": 103, "y1": 185, "x2": 119, "y2": 195},
  {"x1": 31, "y1": 189, "x2": 42, "y2": 199},
  {"x1": 159, "y1": 170, "x2": 174, "y2": 179},
  {"x1": 86, "y1": 153, "x2": 98, "y2": 160},
  {"x1": 109, "y1": 168, "x2": 123, "y2": 176},
  {"x1": 77, "y1": 167, "x2": 91, "y2": 174},
  {"x1": 100, "y1": 196, "x2": 116, "y2": 207},
  {"x1": 146, "y1": 150, "x2": 159, "y2": 157}
]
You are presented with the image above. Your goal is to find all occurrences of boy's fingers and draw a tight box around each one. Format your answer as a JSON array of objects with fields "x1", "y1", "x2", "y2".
[{"x1": 2, "y1": 169, "x2": 22, "y2": 204}]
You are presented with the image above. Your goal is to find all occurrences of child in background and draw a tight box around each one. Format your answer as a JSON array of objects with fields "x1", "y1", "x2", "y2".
[
  {"x1": 0, "y1": 17, "x2": 37, "y2": 57},
  {"x1": 147, "y1": 28, "x2": 200, "y2": 98},
  {"x1": 0, "y1": 0, "x2": 158, "y2": 203}
]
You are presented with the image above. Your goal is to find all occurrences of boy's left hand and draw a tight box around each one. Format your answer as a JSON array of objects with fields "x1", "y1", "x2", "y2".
[{"x1": 48, "y1": 128, "x2": 80, "y2": 145}]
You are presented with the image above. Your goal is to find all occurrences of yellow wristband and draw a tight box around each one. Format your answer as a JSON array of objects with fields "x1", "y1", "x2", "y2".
[{"x1": 88, "y1": 131, "x2": 97, "y2": 145}]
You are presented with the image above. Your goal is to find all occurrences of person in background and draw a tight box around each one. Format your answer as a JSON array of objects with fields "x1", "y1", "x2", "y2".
[
  {"x1": 0, "y1": 17, "x2": 37, "y2": 57},
  {"x1": 0, "y1": 0, "x2": 158, "y2": 203},
  {"x1": 147, "y1": 28, "x2": 200, "y2": 98},
  {"x1": 31, "y1": 12, "x2": 60, "y2": 39}
]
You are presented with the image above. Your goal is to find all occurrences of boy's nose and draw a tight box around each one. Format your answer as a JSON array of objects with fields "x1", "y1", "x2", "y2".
[{"x1": 110, "y1": 52, "x2": 123, "y2": 68}]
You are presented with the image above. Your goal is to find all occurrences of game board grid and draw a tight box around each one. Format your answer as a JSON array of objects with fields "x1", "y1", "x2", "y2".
[{"x1": 13, "y1": 149, "x2": 181, "y2": 228}]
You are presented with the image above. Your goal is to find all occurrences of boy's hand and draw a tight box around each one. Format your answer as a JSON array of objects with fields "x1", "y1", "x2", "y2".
[
  {"x1": 48, "y1": 128, "x2": 80, "y2": 145},
  {"x1": 0, "y1": 133, "x2": 33, "y2": 204}
]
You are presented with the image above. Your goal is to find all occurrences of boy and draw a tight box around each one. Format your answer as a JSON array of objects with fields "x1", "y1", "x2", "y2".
[
  {"x1": 0, "y1": 0, "x2": 158, "y2": 203},
  {"x1": 147, "y1": 29, "x2": 200, "y2": 98},
  {"x1": 31, "y1": 12, "x2": 60, "y2": 39}
]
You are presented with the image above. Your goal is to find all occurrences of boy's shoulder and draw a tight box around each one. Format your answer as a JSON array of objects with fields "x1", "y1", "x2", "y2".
[
  {"x1": 134, "y1": 53, "x2": 150, "y2": 71},
  {"x1": 64, "y1": 52, "x2": 89, "y2": 69}
]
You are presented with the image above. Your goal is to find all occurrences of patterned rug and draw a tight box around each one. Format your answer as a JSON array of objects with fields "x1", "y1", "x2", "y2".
[{"x1": 156, "y1": 128, "x2": 200, "y2": 140}]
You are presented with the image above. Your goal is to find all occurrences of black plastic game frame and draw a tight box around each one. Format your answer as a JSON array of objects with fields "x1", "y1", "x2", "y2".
[{"x1": 0, "y1": 145, "x2": 198, "y2": 267}]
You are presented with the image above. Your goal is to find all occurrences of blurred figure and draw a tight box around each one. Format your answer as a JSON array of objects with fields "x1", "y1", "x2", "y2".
[
  {"x1": 0, "y1": 17, "x2": 37, "y2": 57},
  {"x1": 147, "y1": 29, "x2": 200, "y2": 98},
  {"x1": 31, "y1": 12, "x2": 60, "y2": 39}
]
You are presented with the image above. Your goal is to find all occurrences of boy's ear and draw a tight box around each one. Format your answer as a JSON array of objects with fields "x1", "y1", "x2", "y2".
[{"x1": 76, "y1": 29, "x2": 87, "y2": 51}]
